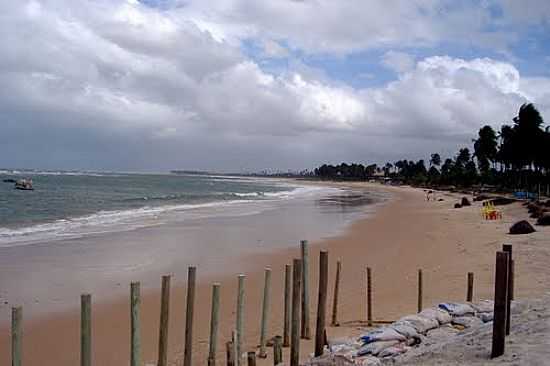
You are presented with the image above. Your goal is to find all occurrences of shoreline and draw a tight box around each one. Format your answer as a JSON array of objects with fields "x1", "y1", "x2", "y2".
[{"x1": 0, "y1": 182, "x2": 548, "y2": 365}]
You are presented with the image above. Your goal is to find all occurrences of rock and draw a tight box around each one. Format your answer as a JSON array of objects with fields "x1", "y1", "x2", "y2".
[
  {"x1": 509, "y1": 220, "x2": 536, "y2": 235},
  {"x1": 536, "y1": 213, "x2": 550, "y2": 226},
  {"x1": 491, "y1": 197, "x2": 517, "y2": 206},
  {"x1": 473, "y1": 194, "x2": 491, "y2": 202},
  {"x1": 527, "y1": 203, "x2": 539, "y2": 213},
  {"x1": 530, "y1": 208, "x2": 548, "y2": 219},
  {"x1": 454, "y1": 203, "x2": 462, "y2": 209},
  {"x1": 461, "y1": 197, "x2": 471, "y2": 206}
]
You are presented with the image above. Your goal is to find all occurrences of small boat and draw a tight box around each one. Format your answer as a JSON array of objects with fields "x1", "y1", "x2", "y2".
[
  {"x1": 15, "y1": 179, "x2": 34, "y2": 191},
  {"x1": 3, "y1": 178, "x2": 16, "y2": 183}
]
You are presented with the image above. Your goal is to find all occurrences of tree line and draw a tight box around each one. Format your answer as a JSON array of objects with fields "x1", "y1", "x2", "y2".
[{"x1": 314, "y1": 103, "x2": 550, "y2": 189}]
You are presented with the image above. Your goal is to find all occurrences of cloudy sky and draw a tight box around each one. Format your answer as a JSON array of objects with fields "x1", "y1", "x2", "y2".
[{"x1": 1, "y1": 0, "x2": 549, "y2": 172}]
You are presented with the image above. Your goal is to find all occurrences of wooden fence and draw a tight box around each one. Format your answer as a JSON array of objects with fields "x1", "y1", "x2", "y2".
[{"x1": 7, "y1": 242, "x2": 514, "y2": 365}]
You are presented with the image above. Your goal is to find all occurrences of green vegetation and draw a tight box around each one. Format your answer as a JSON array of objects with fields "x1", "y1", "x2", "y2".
[{"x1": 314, "y1": 103, "x2": 550, "y2": 190}]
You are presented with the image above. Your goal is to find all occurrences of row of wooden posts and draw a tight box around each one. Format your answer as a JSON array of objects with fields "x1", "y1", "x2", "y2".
[{"x1": 9, "y1": 240, "x2": 509, "y2": 366}]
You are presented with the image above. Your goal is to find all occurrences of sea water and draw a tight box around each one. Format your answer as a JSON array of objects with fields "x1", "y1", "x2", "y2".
[{"x1": 0, "y1": 171, "x2": 382, "y2": 246}]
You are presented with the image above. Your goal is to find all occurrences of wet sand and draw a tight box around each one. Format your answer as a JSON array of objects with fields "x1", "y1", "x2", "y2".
[{"x1": 0, "y1": 182, "x2": 546, "y2": 366}]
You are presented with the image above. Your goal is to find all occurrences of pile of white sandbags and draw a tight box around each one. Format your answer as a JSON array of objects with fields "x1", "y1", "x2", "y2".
[{"x1": 304, "y1": 300, "x2": 494, "y2": 366}]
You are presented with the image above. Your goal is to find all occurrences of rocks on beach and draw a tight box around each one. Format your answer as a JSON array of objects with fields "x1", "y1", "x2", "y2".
[
  {"x1": 460, "y1": 197, "x2": 471, "y2": 207},
  {"x1": 537, "y1": 213, "x2": 550, "y2": 226},
  {"x1": 509, "y1": 220, "x2": 536, "y2": 235}
]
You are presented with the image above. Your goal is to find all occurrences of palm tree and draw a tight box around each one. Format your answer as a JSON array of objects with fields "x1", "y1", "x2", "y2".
[
  {"x1": 429, "y1": 153, "x2": 441, "y2": 168},
  {"x1": 473, "y1": 125, "x2": 498, "y2": 175}
]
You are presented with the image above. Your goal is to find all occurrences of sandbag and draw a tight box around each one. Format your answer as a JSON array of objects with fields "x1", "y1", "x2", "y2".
[
  {"x1": 452, "y1": 316, "x2": 483, "y2": 328},
  {"x1": 478, "y1": 312, "x2": 493, "y2": 322},
  {"x1": 438, "y1": 302, "x2": 474, "y2": 316},
  {"x1": 419, "y1": 308, "x2": 452, "y2": 325},
  {"x1": 356, "y1": 340, "x2": 400, "y2": 356},
  {"x1": 355, "y1": 356, "x2": 382, "y2": 366},
  {"x1": 378, "y1": 343, "x2": 410, "y2": 358},
  {"x1": 470, "y1": 300, "x2": 494, "y2": 314},
  {"x1": 389, "y1": 323, "x2": 420, "y2": 339},
  {"x1": 396, "y1": 315, "x2": 438, "y2": 334},
  {"x1": 359, "y1": 328, "x2": 406, "y2": 344}
]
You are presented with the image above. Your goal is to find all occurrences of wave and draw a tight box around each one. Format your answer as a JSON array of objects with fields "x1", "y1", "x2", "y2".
[
  {"x1": 0, "y1": 184, "x2": 337, "y2": 247},
  {"x1": 0, "y1": 169, "x2": 117, "y2": 177},
  {"x1": 0, "y1": 200, "x2": 251, "y2": 246}
]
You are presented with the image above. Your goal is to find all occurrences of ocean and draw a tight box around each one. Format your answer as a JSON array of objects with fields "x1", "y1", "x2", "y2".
[{"x1": 0, "y1": 170, "x2": 377, "y2": 246}]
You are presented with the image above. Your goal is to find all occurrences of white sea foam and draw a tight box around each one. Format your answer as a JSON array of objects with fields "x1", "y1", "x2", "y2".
[{"x1": 0, "y1": 183, "x2": 340, "y2": 247}]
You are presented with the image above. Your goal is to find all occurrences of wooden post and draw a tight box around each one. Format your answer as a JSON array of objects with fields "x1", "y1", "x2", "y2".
[
  {"x1": 502, "y1": 244, "x2": 513, "y2": 336},
  {"x1": 273, "y1": 335, "x2": 282, "y2": 365},
  {"x1": 226, "y1": 340, "x2": 235, "y2": 366},
  {"x1": 417, "y1": 269, "x2": 423, "y2": 313},
  {"x1": 366, "y1": 267, "x2": 373, "y2": 327},
  {"x1": 208, "y1": 283, "x2": 221, "y2": 366},
  {"x1": 291, "y1": 258, "x2": 302, "y2": 366},
  {"x1": 510, "y1": 260, "x2": 515, "y2": 301},
  {"x1": 259, "y1": 268, "x2": 272, "y2": 358},
  {"x1": 314, "y1": 250, "x2": 329, "y2": 357},
  {"x1": 331, "y1": 260, "x2": 341, "y2": 326},
  {"x1": 184, "y1": 267, "x2": 196, "y2": 366},
  {"x1": 11, "y1": 306, "x2": 22, "y2": 366},
  {"x1": 467, "y1": 272, "x2": 474, "y2": 302},
  {"x1": 283, "y1": 264, "x2": 291, "y2": 347},
  {"x1": 81, "y1": 294, "x2": 92, "y2": 366},
  {"x1": 247, "y1": 352, "x2": 256, "y2": 366},
  {"x1": 300, "y1": 240, "x2": 311, "y2": 339},
  {"x1": 130, "y1": 282, "x2": 141, "y2": 366},
  {"x1": 158, "y1": 275, "x2": 171, "y2": 366},
  {"x1": 236, "y1": 274, "x2": 245, "y2": 366},
  {"x1": 491, "y1": 251, "x2": 509, "y2": 358}
]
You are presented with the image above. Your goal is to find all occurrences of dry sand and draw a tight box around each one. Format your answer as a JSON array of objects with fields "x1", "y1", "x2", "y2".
[{"x1": 0, "y1": 182, "x2": 547, "y2": 366}]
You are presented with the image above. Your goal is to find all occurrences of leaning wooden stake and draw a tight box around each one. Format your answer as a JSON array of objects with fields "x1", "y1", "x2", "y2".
[
  {"x1": 331, "y1": 260, "x2": 341, "y2": 326},
  {"x1": 247, "y1": 351, "x2": 256, "y2": 366},
  {"x1": 158, "y1": 275, "x2": 171, "y2": 366},
  {"x1": 11, "y1": 306, "x2": 22, "y2": 366},
  {"x1": 208, "y1": 283, "x2": 221, "y2": 366},
  {"x1": 273, "y1": 335, "x2": 283, "y2": 365},
  {"x1": 366, "y1": 267, "x2": 373, "y2": 326},
  {"x1": 236, "y1": 274, "x2": 245, "y2": 366},
  {"x1": 130, "y1": 282, "x2": 141, "y2": 366},
  {"x1": 417, "y1": 269, "x2": 423, "y2": 313},
  {"x1": 314, "y1": 250, "x2": 329, "y2": 357},
  {"x1": 184, "y1": 267, "x2": 197, "y2": 366},
  {"x1": 230, "y1": 330, "x2": 238, "y2": 366},
  {"x1": 502, "y1": 244, "x2": 513, "y2": 336},
  {"x1": 491, "y1": 251, "x2": 509, "y2": 358},
  {"x1": 226, "y1": 340, "x2": 235, "y2": 366},
  {"x1": 300, "y1": 240, "x2": 311, "y2": 339},
  {"x1": 291, "y1": 258, "x2": 302, "y2": 366},
  {"x1": 467, "y1": 272, "x2": 474, "y2": 302},
  {"x1": 81, "y1": 294, "x2": 92, "y2": 366},
  {"x1": 283, "y1": 264, "x2": 292, "y2": 347},
  {"x1": 259, "y1": 268, "x2": 272, "y2": 358}
]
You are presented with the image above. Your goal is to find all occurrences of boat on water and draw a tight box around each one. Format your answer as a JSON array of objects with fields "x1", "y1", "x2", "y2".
[
  {"x1": 3, "y1": 178, "x2": 16, "y2": 183},
  {"x1": 15, "y1": 179, "x2": 34, "y2": 190}
]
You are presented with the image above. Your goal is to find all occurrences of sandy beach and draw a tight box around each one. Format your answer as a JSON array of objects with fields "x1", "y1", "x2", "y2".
[{"x1": 0, "y1": 182, "x2": 547, "y2": 366}]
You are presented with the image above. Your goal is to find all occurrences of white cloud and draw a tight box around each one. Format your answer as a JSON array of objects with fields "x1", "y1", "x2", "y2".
[
  {"x1": 260, "y1": 39, "x2": 289, "y2": 58},
  {"x1": 381, "y1": 51, "x2": 416, "y2": 73},
  {"x1": 0, "y1": 0, "x2": 549, "y2": 171}
]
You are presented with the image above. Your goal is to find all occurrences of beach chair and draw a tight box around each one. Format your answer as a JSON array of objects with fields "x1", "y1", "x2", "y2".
[{"x1": 481, "y1": 201, "x2": 502, "y2": 220}]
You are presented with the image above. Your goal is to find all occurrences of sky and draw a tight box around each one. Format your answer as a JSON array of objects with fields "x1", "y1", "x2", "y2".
[{"x1": 1, "y1": 0, "x2": 550, "y2": 172}]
